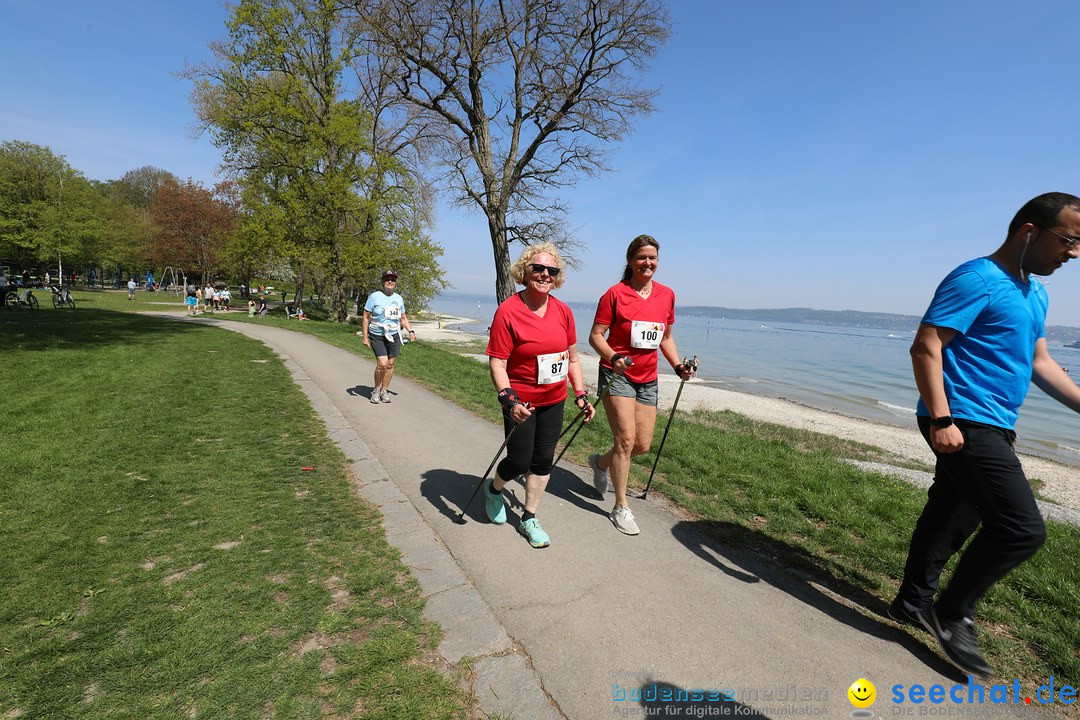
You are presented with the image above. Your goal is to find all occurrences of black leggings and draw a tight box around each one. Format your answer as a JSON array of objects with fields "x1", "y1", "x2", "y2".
[{"x1": 497, "y1": 401, "x2": 564, "y2": 479}]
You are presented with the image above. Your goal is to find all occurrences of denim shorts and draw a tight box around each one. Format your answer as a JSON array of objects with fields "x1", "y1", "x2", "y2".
[{"x1": 598, "y1": 365, "x2": 658, "y2": 407}]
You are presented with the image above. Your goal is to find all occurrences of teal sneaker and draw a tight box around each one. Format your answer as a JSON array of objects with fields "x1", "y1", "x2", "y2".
[
  {"x1": 485, "y1": 480, "x2": 506, "y2": 524},
  {"x1": 518, "y1": 517, "x2": 550, "y2": 548}
]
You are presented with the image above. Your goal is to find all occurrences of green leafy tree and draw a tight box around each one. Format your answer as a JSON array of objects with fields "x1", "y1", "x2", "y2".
[
  {"x1": 0, "y1": 140, "x2": 115, "y2": 278},
  {"x1": 113, "y1": 166, "x2": 179, "y2": 210},
  {"x1": 188, "y1": 0, "x2": 444, "y2": 321},
  {"x1": 0, "y1": 140, "x2": 68, "y2": 269},
  {"x1": 354, "y1": 0, "x2": 670, "y2": 303}
]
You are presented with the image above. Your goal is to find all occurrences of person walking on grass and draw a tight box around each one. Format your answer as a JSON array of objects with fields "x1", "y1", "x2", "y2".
[
  {"x1": 587, "y1": 235, "x2": 695, "y2": 536},
  {"x1": 485, "y1": 243, "x2": 594, "y2": 548},
  {"x1": 890, "y1": 192, "x2": 1080, "y2": 678},
  {"x1": 362, "y1": 270, "x2": 415, "y2": 404},
  {"x1": 127, "y1": 276, "x2": 136, "y2": 301}
]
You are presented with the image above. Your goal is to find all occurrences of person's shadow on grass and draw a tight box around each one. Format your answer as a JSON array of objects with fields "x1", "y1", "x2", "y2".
[{"x1": 670, "y1": 519, "x2": 960, "y2": 680}]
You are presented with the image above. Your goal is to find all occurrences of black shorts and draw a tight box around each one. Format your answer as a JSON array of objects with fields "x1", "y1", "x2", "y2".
[{"x1": 368, "y1": 332, "x2": 401, "y2": 358}]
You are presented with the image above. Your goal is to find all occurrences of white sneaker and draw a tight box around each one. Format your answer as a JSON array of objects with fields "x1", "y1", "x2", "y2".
[
  {"x1": 588, "y1": 454, "x2": 610, "y2": 496},
  {"x1": 380, "y1": 388, "x2": 391, "y2": 403},
  {"x1": 370, "y1": 388, "x2": 381, "y2": 404},
  {"x1": 609, "y1": 505, "x2": 639, "y2": 535}
]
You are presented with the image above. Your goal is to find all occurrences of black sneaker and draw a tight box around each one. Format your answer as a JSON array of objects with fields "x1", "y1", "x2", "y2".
[
  {"x1": 887, "y1": 597, "x2": 925, "y2": 629},
  {"x1": 921, "y1": 606, "x2": 992, "y2": 678}
]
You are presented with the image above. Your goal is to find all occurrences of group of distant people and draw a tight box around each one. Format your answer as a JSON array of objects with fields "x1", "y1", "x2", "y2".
[{"x1": 355, "y1": 192, "x2": 1080, "y2": 680}]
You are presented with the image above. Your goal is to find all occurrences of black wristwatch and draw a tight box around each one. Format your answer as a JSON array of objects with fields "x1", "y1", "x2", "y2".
[{"x1": 930, "y1": 416, "x2": 954, "y2": 428}]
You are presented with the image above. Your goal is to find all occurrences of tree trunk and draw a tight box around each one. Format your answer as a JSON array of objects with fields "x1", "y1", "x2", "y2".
[
  {"x1": 489, "y1": 208, "x2": 514, "y2": 304},
  {"x1": 294, "y1": 262, "x2": 305, "y2": 309},
  {"x1": 328, "y1": 253, "x2": 348, "y2": 322}
]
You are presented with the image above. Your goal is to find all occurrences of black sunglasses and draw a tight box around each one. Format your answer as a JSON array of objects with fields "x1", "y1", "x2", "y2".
[{"x1": 528, "y1": 263, "x2": 561, "y2": 277}]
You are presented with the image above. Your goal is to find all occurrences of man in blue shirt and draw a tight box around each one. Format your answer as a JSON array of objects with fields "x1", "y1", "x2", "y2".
[
  {"x1": 891, "y1": 192, "x2": 1080, "y2": 677},
  {"x1": 362, "y1": 270, "x2": 416, "y2": 404}
]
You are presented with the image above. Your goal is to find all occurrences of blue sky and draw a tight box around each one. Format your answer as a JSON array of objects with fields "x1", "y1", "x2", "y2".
[{"x1": 6, "y1": 1, "x2": 1080, "y2": 324}]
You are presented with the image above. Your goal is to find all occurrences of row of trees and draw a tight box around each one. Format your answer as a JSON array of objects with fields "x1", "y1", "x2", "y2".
[
  {"x1": 189, "y1": 0, "x2": 670, "y2": 317},
  {"x1": 0, "y1": 142, "x2": 236, "y2": 287},
  {"x1": 2, "y1": 0, "x2": 669, "y2": 320},
  {"x1": 0, "y1": 138, "x2": 441, "y2": 310}
]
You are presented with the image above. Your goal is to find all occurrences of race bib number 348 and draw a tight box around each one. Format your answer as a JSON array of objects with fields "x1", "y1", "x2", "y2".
[
  {"x1": 384, "y1": 305, "x2": 401, "y2": 320},
  {"x1": 536, "y1": 351, "x2": 570, "y2": 385}
]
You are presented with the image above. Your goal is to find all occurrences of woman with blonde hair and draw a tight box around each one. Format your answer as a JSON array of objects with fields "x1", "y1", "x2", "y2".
[{"x1": 485, "y1": 242, "x2": 594, "y2": 548}]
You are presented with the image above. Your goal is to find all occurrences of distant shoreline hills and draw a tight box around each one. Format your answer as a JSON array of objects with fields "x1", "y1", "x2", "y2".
[
  {"x1": 681, "y1": 306, "x2": 1080, "y2": 343},
  {"x1": 431, "y1": 292, "x2": 1080, "y2": 342},
  {"x1": 681, "y1": 306, "x2": 920, "y2": 331}
]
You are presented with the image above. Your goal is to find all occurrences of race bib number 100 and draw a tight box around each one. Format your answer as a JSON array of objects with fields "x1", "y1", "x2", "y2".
[
  {"x1": 536, "y1": 351, "x2": 569, "y2": 385},
  {"x1": 630, "y1": 320, "x2": 664, "y2": 349}
]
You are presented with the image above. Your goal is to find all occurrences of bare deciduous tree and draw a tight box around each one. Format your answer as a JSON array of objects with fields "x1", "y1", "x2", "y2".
[{"x1": 355, "y1": 0, "x2": 670, "y2": 302}]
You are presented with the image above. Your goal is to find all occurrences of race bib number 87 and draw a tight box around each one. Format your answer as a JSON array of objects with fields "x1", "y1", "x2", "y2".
[{"x1": 536, "y1": 351, "x2": 570, "y2": 385}]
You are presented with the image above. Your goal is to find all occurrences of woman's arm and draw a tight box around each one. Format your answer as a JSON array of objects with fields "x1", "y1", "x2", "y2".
[
  {"x1": 589, "y1": 321, "x2": 632, "y2": 374},
  {"x1": 566, "y1": 346, "x2": 595, "y2": 421},
  {"x1": 489, "y1": 356, "x2": 532, "y2": 423}
]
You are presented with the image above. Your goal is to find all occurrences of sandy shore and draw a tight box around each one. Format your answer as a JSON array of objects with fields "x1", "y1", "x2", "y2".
[{"x1": 413, "y1": 313, "x2": 1080, "y2": 513}]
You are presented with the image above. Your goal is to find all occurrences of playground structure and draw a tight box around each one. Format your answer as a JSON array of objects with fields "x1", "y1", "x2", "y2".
[{"x1": 158, "y1": 267, "x2": 186, "y2": 297}]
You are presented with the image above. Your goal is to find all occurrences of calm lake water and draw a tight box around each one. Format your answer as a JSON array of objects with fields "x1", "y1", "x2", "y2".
[{"x1": 432, "y1": 293, "x2": 1080, "y2": 467}]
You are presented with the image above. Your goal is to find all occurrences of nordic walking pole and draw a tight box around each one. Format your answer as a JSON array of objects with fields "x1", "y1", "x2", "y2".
[
  {"x1": 551, "y1": 381, "x2": 615, "y2": 468},
  {"x1": 454, "y1": 406, "x2": 528, "y2": 524},
  {"x1": 635, "y1": 356, "x2": 698, "y2": 500}
]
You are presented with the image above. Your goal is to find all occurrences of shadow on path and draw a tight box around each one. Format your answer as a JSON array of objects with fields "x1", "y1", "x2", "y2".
[
  {"x1": 346, "y1": 384, "x2": 378, "y2": 402},
  {"x1": 630, "y1": 680, "x2": 770, "y2": 718},
  {"x1": 670, "y1": 520, "x2": 960, "y2": 680}
]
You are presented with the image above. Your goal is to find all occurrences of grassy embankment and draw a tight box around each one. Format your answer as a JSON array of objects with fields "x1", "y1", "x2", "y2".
[{"x1": 0, "y1": 298, "x2": 480, "y2": 719}]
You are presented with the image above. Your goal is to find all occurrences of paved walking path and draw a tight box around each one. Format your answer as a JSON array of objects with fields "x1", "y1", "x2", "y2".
[{"x1": 158, "y1": 314, "x2": 962, "y2": 719}]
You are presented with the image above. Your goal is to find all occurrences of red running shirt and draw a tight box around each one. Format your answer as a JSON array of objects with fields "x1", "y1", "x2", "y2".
[
  {"x1": 593, "y1": 281, "x2": 676, "y2": 383},
  {"x1": 486, "y1": 293, "x2": 577, "y2": 407}
]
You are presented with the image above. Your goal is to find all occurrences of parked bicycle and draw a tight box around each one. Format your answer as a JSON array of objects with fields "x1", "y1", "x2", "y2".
[
  {"x1": 4, "y1": 286, "x2": 39, "y2": 310},
  {"x1": 50, "y1": 285, "x2": 76, "y2": 309}
]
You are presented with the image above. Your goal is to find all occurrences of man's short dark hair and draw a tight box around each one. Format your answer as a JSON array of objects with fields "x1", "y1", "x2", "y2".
[{"x1": 1008, "y1": 192, "x2": 1080, "y2": 237}]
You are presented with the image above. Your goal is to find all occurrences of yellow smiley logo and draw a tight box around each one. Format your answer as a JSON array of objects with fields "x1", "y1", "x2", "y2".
[{"x1": 848, "y1": 678, "x2": 876, "y2": 709}]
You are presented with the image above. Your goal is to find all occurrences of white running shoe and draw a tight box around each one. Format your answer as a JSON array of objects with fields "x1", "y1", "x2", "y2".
[{"x1": 609, "y1": 505, "x2": 639, "y2": 535}]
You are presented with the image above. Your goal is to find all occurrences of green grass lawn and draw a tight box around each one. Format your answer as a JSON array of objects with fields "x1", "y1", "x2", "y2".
[{"x1": 0, "y1": 306, "x2": 474, "y2": 719}]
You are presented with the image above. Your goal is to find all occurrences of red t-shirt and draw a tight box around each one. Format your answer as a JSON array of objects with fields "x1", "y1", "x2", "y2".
[
  {"x1": 593, "y1": 281, "x2": 676, "y2": 383},
  {"x1": 486, "y1": 293, "x2": 577, "y2": 407}
]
